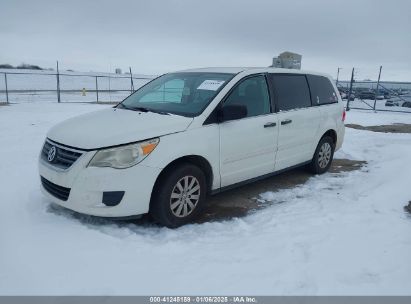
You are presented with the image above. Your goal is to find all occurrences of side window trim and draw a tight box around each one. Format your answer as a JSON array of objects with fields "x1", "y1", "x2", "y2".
[
  {"x1": 264, "y1": 74, "x2": 275, "y2": 114},
  {"x1": 305, "y1": 74, "x2": 314, "y2": 107},
  {"x1": 266, "y1": 73, "x2": 278, "y2": 113}
]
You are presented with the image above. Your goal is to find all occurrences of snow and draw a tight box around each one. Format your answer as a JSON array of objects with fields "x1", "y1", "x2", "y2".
[
  {"x1": 1, "y1": 103, "x2": 411, "y2": 295},
  {"x1": 345, "y1": 108, "x2": 411, "y2": 126}
]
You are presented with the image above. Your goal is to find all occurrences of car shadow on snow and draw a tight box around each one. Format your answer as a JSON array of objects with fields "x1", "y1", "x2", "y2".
[
  {"x1": 196, "y1": 159, "x2": 366, "y2": 223},
  {"x1": 46, "y1": 158, "x2": 366, "y2": 230}
]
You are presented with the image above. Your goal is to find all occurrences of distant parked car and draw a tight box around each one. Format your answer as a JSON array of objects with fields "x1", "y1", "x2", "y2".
[
  {"x1": 386, "y1": 95, "x2": 411, "y2": 108},
  {"x1": 341, "y1": 92, "x2": 354, "y2": 101},
  {"x1": 359, "y1": 91, "x2": 376, "y2": 100},
  {"x1": 382, "y1": 92, "x2": 391, "y2": 99},
  {"x1": 385, "y1": 100, "x2": 400, "y2": 107}
]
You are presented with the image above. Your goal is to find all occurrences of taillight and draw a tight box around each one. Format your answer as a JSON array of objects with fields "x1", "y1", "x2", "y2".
[{"x1": 342, "y1": 109, "x2": 346, "y2": 122}]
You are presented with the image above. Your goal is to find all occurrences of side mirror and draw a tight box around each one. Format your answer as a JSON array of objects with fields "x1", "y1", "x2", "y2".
[{"x1": 218, "y1": 104, "x2": 247, "y2": 122}]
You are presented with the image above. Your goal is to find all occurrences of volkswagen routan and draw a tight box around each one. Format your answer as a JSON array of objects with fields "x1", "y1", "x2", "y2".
[{"x1": 39, "y1": 67, "x2": 345, "y2": 227}]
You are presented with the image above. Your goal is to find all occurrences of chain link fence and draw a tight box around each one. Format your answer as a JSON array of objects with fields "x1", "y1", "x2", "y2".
[
  {"x1": 0, "y1": 69, "x2": 153, "y2": 104},
  {"x1": 1, "y1": 66, "x2": 411, "y2": 114},
  {"x1": 336, "y1": 67, "x2": 411, "y2": 113}
]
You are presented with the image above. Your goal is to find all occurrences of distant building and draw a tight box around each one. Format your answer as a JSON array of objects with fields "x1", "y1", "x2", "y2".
[
  {"x1": 271, "y1": 51, "x2": 302, "y2": 70},
  {"x1": 115, "y1": 68, "x2": 122, "y2": 74}
]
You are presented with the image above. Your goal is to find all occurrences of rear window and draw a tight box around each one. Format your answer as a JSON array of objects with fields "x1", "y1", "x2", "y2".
[
  {"x1": 270, "y1": 74, "x2": 311, "y2": 111},
  {"x1": 307, "y1": 75, "x2": 338, "y2": 105}
]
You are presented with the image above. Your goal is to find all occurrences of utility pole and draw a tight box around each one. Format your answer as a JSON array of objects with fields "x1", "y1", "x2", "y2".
[
  {"x1": 346, "y1": 67, "x2": 355, "y2": 111},
  {"x1": 373, "y1": 66, "x2": 382, "y2": 112},
  {"x1": 56, "y1": 61, "x2": 61, "y2": 103},
  {"x1": 336, "y1": 67, "x2": 341, "y2": 87},
  {"x1": 129, "y1": 67, "x2": 134, "y2": 93}
]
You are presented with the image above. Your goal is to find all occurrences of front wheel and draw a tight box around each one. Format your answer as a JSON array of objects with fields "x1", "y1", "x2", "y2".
[
  {"x1": 150, "y1": 164, "x2": 207, "y2": 228},
  {"x1": 309, "y1": 136, "x2": 335, "y2": 174}
]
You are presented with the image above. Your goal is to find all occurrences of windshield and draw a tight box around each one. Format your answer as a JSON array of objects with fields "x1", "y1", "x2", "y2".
[{"x1": 119, "y1": 72, "x2": 235, "y2": 117}]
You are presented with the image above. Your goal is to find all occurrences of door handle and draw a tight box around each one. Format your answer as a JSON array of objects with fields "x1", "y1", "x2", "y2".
[
  {"x1": 264, "y1": 122, "x2": 277, "y2": 128},
  {"x1": 281, "y1": 119, "x2": 292, "y2": 125}
]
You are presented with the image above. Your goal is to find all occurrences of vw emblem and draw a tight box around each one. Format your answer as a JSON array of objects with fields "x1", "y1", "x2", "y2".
[{"x1": 48, "y1": 146, "x2": 57, "y2": 162}]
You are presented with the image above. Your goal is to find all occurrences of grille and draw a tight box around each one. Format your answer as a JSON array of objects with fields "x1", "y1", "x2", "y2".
[
  {"x1": 41, "y1": 176, "x2": 71, "y2": 201},
  {"x1": 41, "y1": 140, "x2": 83, "y2": 170}
]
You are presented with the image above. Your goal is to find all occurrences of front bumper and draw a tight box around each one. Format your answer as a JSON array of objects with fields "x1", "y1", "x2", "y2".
[{"x1": 39, "y1": 149, "x2": 162, "y2": 217}]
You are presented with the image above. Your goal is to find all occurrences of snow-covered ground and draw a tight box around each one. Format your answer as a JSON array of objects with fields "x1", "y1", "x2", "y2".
[
  {"x1": 345, "y1": 107, "x2": 411, "y2": 125},
  {"x1": 0, "y1": 103, "x2": 411, "y2": 295}
]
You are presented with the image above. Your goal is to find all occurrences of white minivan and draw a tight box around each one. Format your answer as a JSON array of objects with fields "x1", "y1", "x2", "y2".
[{"x1": 39, "y1": 67, "x2": 345, "y2": 227}]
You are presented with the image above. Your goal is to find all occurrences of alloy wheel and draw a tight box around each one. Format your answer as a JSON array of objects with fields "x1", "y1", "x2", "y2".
[
  {"x1": 318, "y1": 142, "x2": 332, "y2": 168},
  {"x1": 170, "y1": 175, "x2": 201, "y2": 218}
]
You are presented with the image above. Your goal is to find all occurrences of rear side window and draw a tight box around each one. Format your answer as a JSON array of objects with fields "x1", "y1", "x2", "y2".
[
  {"x1": 270, "y1": 74, "x2": 311, "y2": 111},
  {"x1": 307, "y1": 75, "x2": 338, "y2": 105}
]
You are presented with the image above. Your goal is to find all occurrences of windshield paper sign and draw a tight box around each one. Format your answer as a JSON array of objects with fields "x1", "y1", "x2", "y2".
[{"x1": 197, "y1": 80, "x2": 225, "y2": 91}]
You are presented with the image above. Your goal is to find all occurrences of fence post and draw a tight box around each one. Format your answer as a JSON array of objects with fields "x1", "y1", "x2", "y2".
[
  {"x1": 373, "y1": 66, "x2": 382, "y2": 112},
  {"x1": 346, "y1": 67, "x2": 355, "y2": 111},
  {"x1": 4, "y1": 73, "x2": 9, "y2": 104},
  {"x1": 95, "y1": 76, "x2": 99, "y2": 103},
  {"x1": 129, "y1": 67, "x2": 134, "y2": 93},
  {"x1": 108, "y1": 73, "x2": 111, "y2": 102},
  {"x1": 56, "y1": 61, "x2": 61, "y2": 103}
]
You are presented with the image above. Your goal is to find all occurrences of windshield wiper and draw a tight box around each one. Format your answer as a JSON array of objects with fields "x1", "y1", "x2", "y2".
[
  {"x1": 117, "y1": 103, "x2": 136, "y2": 111},
  {"x1": 133, "y1": 107, "x2": 171, "y2": 115},
  {"x1": 118, "y1": 104, "x2": 170, "y2": 115},
  {"x1": 149, "y1": 109, "x2": 172, "y2": 115},
  {"x1": 129, "y1": 106, "x2": 150, "y2": 112}
]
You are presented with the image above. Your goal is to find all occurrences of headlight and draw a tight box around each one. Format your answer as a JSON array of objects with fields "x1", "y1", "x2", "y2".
[{"x1": 88, "y1": 138, "x2": 159, "y2": 169}]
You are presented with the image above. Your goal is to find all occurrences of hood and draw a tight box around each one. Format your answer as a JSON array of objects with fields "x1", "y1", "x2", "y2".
[{"x1": 47, "y1": 108, "x2": 193, "y2": 150}]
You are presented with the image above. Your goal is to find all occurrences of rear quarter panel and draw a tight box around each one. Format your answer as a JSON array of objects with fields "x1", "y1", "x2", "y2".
[{"x1": 312, "y1": 76, "x2": 345, "y2": 152}]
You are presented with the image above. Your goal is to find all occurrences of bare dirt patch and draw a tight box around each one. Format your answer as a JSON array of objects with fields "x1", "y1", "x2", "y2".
[
  {"x1": 197, "y1": 159, "x2": 366, "y2": 223},
  {"x1": 346, "y1": 123, "x2": 411, "y2": 133}
]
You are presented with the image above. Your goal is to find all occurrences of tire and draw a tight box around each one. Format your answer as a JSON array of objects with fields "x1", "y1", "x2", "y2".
[
  {"x1": 309, "y1": 136, "x2": 335, "y2": 174},
  {"x1": 149, "y1": 163, "x2": 207, "y2": 228}
]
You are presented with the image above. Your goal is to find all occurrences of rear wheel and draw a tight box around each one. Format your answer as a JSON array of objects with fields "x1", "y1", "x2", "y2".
[
  {"x1": 150, "y1": 164, "x2": 207, "y2": 228},
  {"x1": 309, "y1": 136, "x2": 335, "y2": 174}
]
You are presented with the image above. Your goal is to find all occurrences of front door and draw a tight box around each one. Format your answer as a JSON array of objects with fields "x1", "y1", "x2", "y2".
[{"x1": 219, "y1": 74, "x2": 279, "y2": 187}]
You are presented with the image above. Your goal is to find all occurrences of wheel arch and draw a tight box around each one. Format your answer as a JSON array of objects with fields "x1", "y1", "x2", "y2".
[
  {"x1": 309, "y1": 129, "x2": 337, "y2": 174},
  {"x1": 150, "y1": 155, "x2": 214, "y2": 203},
  {"x1": 321, "y1": 129, "x2": 337, "y2": 145}
]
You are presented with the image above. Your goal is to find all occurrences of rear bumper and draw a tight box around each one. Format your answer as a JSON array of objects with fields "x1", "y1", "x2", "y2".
[
  {"x1": 335, "y1": 124, "x2": 345, "y2": 151},
  {"x1": 39, "y1": 151, "x2": 162, "y2": 217}
]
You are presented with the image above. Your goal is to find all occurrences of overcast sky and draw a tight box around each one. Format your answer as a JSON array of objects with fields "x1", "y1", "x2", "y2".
[{"x1": 1, "y1": 0, "x2": 410, "y2": 80}]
